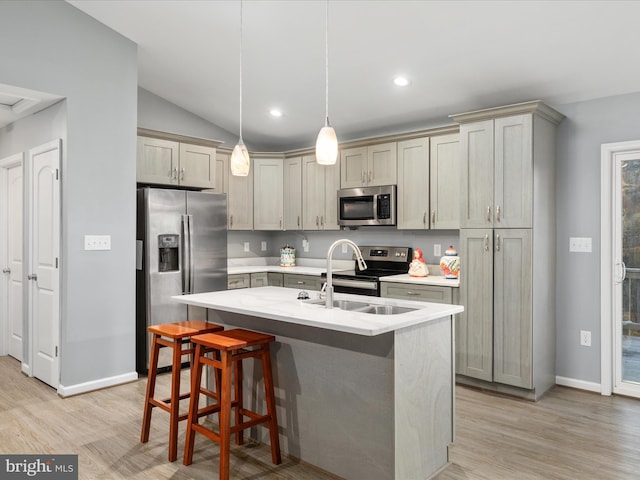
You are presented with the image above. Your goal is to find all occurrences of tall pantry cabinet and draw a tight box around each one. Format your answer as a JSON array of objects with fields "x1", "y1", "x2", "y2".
[{"x1": 451, "y1": 101, "x2": 564, "y2": 400}]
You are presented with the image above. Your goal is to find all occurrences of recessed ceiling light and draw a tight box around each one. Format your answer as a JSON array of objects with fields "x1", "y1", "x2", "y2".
[
  {"x1": 393, "y1": 76, "x2": 410, "y2": 87},
  {"x1": 269, "y1": 108, "x2": 283, "y2": 117}
]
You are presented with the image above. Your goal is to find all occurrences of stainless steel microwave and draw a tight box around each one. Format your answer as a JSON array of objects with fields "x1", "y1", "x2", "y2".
[{"x1": 337, "y1": 185, "x2": 396, "y2": 226}]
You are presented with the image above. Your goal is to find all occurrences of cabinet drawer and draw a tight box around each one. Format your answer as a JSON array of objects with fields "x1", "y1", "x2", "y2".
[
  {"x1": 268, "y1": 273, "x2": 284, "y2": 287},
  {"x1": 380, "y1": 283, "x2": 453, "y2": 304},
  {"x1": 283, "y1": 274, "x2": 323, "y2": 291},
  {"x1": 228, "y1": 274, "x2": 250, "y2": 290}
]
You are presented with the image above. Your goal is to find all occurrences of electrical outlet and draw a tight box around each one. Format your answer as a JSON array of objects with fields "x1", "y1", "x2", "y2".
[
  {"x1": 434, "y1": 244, "x2": 441, "y2": 257},
  {"x1": 84, "y1": 235, "x2": 111, "y2": 251},
  {"x1": 243, "y1": 242, "x2": 250, "y2": 252},
  {"x1": 303, "y1": 241, "x2": 309, "y2": 253},
  {"x1": 570, "y1": 237, "x2": 592, "y2": 253},
  {"x1": 580, "y1": 330, "x2": 592, "y2": 347},
  {"x1": 261, "y1": 241, "x2": 267, "y2": 251},
  {"x1": 341, "y1": 244, "x2": 348, "y2": 253}
]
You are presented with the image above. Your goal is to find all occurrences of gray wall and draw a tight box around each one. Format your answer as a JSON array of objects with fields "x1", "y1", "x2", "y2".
[
  {"x1": 555, "y1": 92, "x2": 640, "y2": 384},
  {"x1": 138, "y1": 87, "x2": 239, "y2": 148},
  {"x1": 0, "y1": 1, "x2": 138, "y2": 387}
]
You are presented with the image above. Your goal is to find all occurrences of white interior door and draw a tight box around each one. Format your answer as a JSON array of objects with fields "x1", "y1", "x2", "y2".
[
  {"x1": 1, "y1": 153, "x2": 24, "y2": 361},
  {"x1": 28, "y1": 140, "x2": 61, "y2": 389}
]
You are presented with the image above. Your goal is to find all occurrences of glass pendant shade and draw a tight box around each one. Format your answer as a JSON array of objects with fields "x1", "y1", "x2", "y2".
[
  {"x1": 230, "y1": 141, "x2": 250, "y2": 176},
  {"x1": 315, "y1": 122, "x2": 338, "y2": 165}
]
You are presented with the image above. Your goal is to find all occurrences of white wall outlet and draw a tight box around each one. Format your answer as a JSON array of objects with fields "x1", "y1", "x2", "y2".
[
  {"x1": 580, "y1": 330, "x2": 592, "y2": 347},
  {"x1": 569, "y1": 237, "x2": 592, "y2": 253},
  {"x1": 434, "y1": 244, "x2": 441, "y2": 257},
  {"x1": 303, "y1": 241, "x2": 309, "y2": 253},
  {"x1": 341, "y1": 244, "x2": 348, "y2": 254},
  {"x1": 243, "y1": 242, "x2": 250, "y2": 252},
  {"x1": 84, "y1": 235, "x2": 111, "y2": 251},
  {"x1": 261, "y1": 241, "x2": 267, "y2": 251}
]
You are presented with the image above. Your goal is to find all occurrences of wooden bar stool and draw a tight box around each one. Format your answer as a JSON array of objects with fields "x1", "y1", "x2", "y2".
[
  {"x1": 183, "y1": 329, "x2": 281, "y2": 480},
  {"x1": 140, "y1": 320, "x2": 224, "y2": 462}
]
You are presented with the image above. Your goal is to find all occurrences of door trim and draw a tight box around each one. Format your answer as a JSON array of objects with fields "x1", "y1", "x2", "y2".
[
  {"x1": 601, "y1": 139, "x2": 640, "y2": 396},
  {"x1": 0, "y1": 153, "x2": 24, "y2": 357}
]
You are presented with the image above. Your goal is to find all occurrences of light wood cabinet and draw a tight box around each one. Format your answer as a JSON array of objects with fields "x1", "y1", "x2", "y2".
[
  {"x1": 397, "y1": 138, "x2": 430, "y2": 229},
  {"x1": 340, "y1": 142, "x2": 397, "y2": 188},
  {"x1": 267, "y1": 272, "x2": 284, "y2": 287},
  {"x1": 380, "y1": 282, "x2": 454, "y2": 304},
  {"x1": 250, "y1": 272, "x2": 269, "y2": 288},
  {"x1": 228, "y1": 160, "x2": 253, "y2": 230},
  {"x1": 283, "y1": 157, "x2": 302, "y2": 230},
  {"x1": 459, "y1": 115, "x2": 532, "y2": 229},
  {"x1": 213, "y1": 150, "x2": 229, "y2": 194},
  {"x1": 430, "y1": 133, "x2": 460, "y2": 229},
  {"x1": 302, "y1": 154, "x2": 340, "y2": 230},
  {"x1": 283, "y1": 273, "x2": 324, "y2": 291},
  {"x1": 228, "y1": 274, "x2": 250, "y2": 290},
  {"x1": 253, "y1": 157, "x2": 284, "y2": 231},
  {"x1": 137, "y1": 136, "x2": 217, "y2": 189},
  {"x1": 452, "y1": 101, "x2": 563, "y2": 399}
]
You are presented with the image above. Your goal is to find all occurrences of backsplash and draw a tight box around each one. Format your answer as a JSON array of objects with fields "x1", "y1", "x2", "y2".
[{"x1": 228, "y1": 229, "x2": 460, "y2": 265}]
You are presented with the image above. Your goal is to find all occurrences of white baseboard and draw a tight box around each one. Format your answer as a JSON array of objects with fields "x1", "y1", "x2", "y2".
[
  {"x1": 57, "y1": 371, "x2": 138, "y2": 397},
  {"x1": 555, "y1": 376, "x2": 602, "y2": 394},
  {"x1": 21, "y1": 362, "x2": 30, "y2": 376}
]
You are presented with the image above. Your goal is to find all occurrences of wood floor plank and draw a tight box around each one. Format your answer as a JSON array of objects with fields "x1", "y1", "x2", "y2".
[{"x1": 1, "y1": 356, "x2": 639, "y2": 479}]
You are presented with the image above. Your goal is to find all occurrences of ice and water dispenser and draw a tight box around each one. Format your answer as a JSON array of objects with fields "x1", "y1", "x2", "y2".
[{"x1": 158, "y1": 234, "x2": 179, "y2": 272}]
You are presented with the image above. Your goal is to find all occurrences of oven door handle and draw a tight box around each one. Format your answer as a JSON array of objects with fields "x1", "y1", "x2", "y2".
[{"x1": 330, "y1": 278, "x2": 378, "y2": 290}]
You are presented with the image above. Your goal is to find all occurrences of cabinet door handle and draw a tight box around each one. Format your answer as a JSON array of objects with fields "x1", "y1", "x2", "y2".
[
  {"x1": 230, "y1": 215, "x2": 233, "y2": 228},
  {"x1": 431, "y1": 210, "x2": 436, "y2": 225},
  {"x1": 486, "y1": 205, "x2": 491, "y2": 222},
  {"x1": 172, "y1": 167, "x2": 178, "y2": 180},
  {"x1": 297, "y1": 215, "x2": 300, "y2": 227},
  {"x1": 495, "y1": 233, "x2": 501, "y2": 252},
  {"x1": 180, "y1": 167, "x2": 185, "y2": 180},
  {"x1": 484, "y1": 234, "x2": 489, "y2": 251},
  {"x1": 496, "y1": 205, "x2": 501, "y2": 223},
  {"x1": 320, "y1": 215, "x2": 324, "y2": 227},
  {"x1": 297, "y1": 281, "x2": 305, "y2": 285},
  {"x1": 361, "y1": 171, "x2": 365, "y2": 185},
  {"x1": 407, "y1": 291, "x2": 421, "y2": 296},
  {"x1": 368, "y1": 170, "x2": 372, "y2": 183},
  {"x1": 423, "y1": 212, "x2": 427, "y2": 226},
  {"x1": 316, "y1": 215, "x2": 319, "y2": 227},
  {"x1": 279, "y1": 216, "x2": 282, "y2": 229}
]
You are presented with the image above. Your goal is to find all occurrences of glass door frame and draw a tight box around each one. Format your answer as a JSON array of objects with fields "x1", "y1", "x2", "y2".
[{"x1": 601, "y1": 139, "x2": 640, "y2": 398}]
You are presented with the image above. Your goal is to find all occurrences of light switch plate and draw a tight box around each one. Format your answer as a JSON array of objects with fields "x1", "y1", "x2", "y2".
[
  {"x1": 261, "y1": 241, "x2": 267, "y2": 251},
  {"x1": 243, "y1": 242, "x2": 250, "y2": 252},
  {"x1": 569, "y1": 237, "x2": 592, "y2": 253},
  {"x1": 84, "y1": 235, "x2": 111, "y2": 251},
  {"x1": 434, "y1": 244, "x2": 441, "y2": 257}
]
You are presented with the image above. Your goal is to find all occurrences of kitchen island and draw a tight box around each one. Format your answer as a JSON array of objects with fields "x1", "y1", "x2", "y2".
[{"x1": 173, "y1": 287, "x2": 463, "y2": 480}]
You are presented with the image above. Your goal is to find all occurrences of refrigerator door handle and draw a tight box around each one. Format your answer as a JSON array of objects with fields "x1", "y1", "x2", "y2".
[
  {"x1": 188, "y1": 214, "x2": 195, "y2": 294},
  {"x1": 181, "y1": 214, "x2": 191, "y2": 294}
]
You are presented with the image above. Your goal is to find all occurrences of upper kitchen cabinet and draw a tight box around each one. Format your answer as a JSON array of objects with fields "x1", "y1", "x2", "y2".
[
  {"x1": 397, "y1": 133, "x2": 460, "y2": 230},
  {"x1": 228, "y1": 158, "x2": 253, "y2": 230},
  {"x1": 452, "y1": 102, "x2": 564, "y2": 229},
  {"x1": 253, "y1": 156, "x2": 284, "y2": 230},
  {"x1": 283, "y1": 157, "x2": 303, "y2": 230},
  {"x1": 302, "y1": 154, "x2": 340, "y2": 230},
  {"x1": 136, "y1": 130, "x2": 221, "y2": 189},
  {"x1": 212, "y1": 150, "x2": 229, "y2": 194},
  {"x1": 340, "y1": 142, "x2": 397, "y2": 188}
]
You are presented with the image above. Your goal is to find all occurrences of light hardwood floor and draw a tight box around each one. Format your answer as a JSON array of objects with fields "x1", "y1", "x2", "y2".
[{"x1": 1, "y1": 356, "x2": 639, "y2": 479}]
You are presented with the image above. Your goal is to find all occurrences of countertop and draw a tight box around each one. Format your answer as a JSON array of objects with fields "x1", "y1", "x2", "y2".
[
  {"x1": 172, "y1": 286, "x2": 463, "y2": 336},
  {"x1": 380, "y1": 274, "x2": 460, "y2": 287}
]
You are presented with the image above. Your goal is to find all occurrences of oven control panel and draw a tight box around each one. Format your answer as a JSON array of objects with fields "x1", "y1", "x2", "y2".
[{"x1": 358, "y1": 246, "x2": 411, "y2": 262}]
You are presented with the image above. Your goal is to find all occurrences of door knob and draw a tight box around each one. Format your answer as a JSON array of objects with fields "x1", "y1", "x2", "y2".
[
  {"x1": 28, "y1": 273, "x2": 38, "y2": 280},
  {"x1": 2, "y1": 268, "x2": 10, "y2": 274}
]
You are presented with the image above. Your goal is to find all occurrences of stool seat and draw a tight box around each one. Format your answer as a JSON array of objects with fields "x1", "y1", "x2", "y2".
[
  {"x1": 141, "y1": 320, "x2": 224, "y2": 462},
  {"x1": 184, "y1": 328, "x2": 281, "y2": 480}
]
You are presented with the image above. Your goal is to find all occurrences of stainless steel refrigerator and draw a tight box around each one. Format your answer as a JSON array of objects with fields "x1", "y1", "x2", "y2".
[{"x1": 136, "y1": 187, "x2": 227, "y2": 373}]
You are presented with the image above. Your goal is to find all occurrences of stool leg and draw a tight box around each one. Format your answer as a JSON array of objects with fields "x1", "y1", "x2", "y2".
[
  {"x1": 184, "y1": 342, "x2": 204, "y2": 466},
  {"x1": 234, "y1": 357, "x2": 244, "y2": 446},
  {"x1": 261, "y1": 346, "x2": 281, "y2": 465},
  {"x1": 168, "y1": 337, "x2": 182, "y2": 462},
  {"x1": 219, "y1": 350, "x2": 233, "y2": 480},
  {"x1": 141, "y1": 333, "x2": 160, "y2": 443}
]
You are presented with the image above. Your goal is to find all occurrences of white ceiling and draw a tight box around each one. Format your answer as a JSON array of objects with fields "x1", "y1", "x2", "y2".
[
  {"x1": 65, "y1": 0, "x2": 640, "y2": 151},
  {"x1": 0, "y1": 84, "x2": 63, "y2": 130}
]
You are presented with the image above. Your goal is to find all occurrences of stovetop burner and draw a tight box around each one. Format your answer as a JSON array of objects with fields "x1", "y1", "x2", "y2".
[{"x1": 327, "y1": 246, "x2": 412, "y2": 280}]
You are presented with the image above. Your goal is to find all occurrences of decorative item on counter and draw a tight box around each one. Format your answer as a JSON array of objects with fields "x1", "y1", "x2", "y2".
[
  {"x1": 408, "y1": 248, "x2": 428, "y2": 277},
  {"x1": 440, "y1": 245, "x2": 460, "y2": 279},
  {"x1": 280, "y1": 244, "x2": 296, "y2": 267}
]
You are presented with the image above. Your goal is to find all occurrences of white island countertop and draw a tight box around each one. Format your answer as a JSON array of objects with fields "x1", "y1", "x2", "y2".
[{"x1": 172, "y1": 286, "x2": 463, "y2": 337}]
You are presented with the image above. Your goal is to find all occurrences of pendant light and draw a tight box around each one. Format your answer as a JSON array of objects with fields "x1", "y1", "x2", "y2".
[
  {"x1": 230, "y1": 0, "x2": 250, "y2": 176},
  {"x1": 315, "y1": 0, "x2": 338, "y2": 165}
]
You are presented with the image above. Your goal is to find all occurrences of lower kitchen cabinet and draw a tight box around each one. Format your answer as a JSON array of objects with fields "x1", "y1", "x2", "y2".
[
  {"x1": 283, "y1": 273, "x2": 324, "y2": 291},
  {"x1": 250, "y1": 272, "x2": 269, "y2": 288},
  {"x1": 457, "y1": 228, "x2": 552, "y2": 398},
  {"x1": 267, "y1": 272, "x2": 284, "y2": 287},
  {"x1": 380, "y1": 282, "x2": 455, "y2": 304},
  {"x1": 228, "y1": 274, "x2": 250, "y2": 290}
]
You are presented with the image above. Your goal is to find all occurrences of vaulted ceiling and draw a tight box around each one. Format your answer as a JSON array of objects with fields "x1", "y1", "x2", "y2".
[{"x1": 62, "y1": 1, "x2": 640, "y2": 150}]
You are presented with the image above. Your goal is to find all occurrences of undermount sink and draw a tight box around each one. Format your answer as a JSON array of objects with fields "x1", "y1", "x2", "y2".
[{"x1": 303, "y1": 298, "x2": 418, "y2": 315}]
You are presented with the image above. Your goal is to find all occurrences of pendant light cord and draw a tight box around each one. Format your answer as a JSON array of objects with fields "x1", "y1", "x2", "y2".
[
  {"x1": 324, "y1": 0, "x2": 329, "y2": 126},
  {"x1": 239, "y1": 0, "x2": 244, "y2": 142}
]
